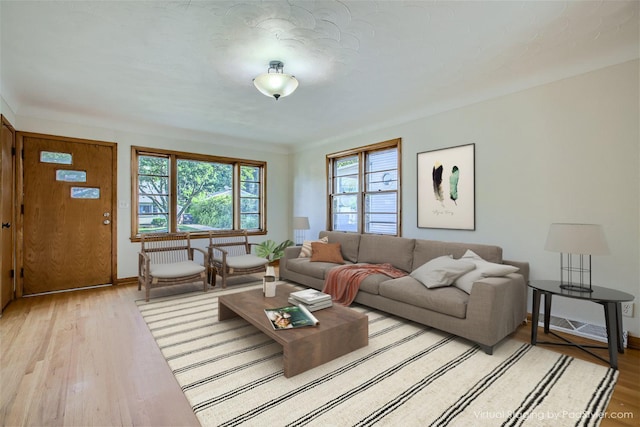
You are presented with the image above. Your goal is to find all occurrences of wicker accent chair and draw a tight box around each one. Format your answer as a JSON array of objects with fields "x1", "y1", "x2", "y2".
[
  {"x1": 138, "y1": 232, "x2": 208, "y2": 301},
  {"x1": 208, "y1": 230, "x2": 269, "y2": 288}
]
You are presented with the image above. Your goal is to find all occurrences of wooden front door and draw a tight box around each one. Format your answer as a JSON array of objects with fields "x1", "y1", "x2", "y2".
[
  {"x1": 1, "y1": 117, "x2": 16, "y2": 310},
  {"x1": 21, "y1": 133, "x2": 116, "y2": 295}
]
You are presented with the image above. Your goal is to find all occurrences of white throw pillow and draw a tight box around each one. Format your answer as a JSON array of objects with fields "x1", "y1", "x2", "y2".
[
  {"x1": 453, "y1": 249, "x2": 520, "y2": 293},
  {"x1": 298, "y1": 236, "x2": 329, "y2": 258},
  {"x1": 410, "y1": 255, "x2": 476, "y2": 289}
]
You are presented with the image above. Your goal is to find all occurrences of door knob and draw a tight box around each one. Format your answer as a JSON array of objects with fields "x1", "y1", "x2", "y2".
[
  {"x1": 1, "y1": 223, "x2": 10, "y2": 229},
  {"x1": 103, "y1": 219, "x2": 111, "y2": 225}
]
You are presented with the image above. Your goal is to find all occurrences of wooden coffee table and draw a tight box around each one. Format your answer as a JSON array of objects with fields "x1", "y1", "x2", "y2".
[{"x1": 218, "y1": 283, "x2": 368, "y2": 377}]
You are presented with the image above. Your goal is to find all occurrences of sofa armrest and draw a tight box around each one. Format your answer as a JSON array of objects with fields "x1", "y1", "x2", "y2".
[
  {"x1": 465, "y1": 273, "x2": 528, "y2": 346},
  {"x1": 283, "y1": 246, "x2": 302, "y2": 259},
  {"x1": 280, "y1": 246, "x2": 302, "y2": 277},
  {"x1": 503, "y1": 260, "x2": 529, "y2": 283}
]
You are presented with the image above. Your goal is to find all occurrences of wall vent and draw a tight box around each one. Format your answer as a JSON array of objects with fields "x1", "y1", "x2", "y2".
[{"x1": 538, "y1": 315, "x2": 628, "y2": 348}]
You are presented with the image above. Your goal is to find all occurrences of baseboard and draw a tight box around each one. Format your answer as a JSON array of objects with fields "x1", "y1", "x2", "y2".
[
  {"x1": 117, "y1": 277, "x2": 137, "y2": 286},
  {"x1": 527, "y1": 312, "x2": 638, "y2": 350},
  {"x1": 628, "y1": 334, "x2": 640, "y2": 350}
]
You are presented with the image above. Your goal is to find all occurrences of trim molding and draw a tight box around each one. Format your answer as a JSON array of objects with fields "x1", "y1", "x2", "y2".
[
  {"x1": 117, "y1": 277, "x2": 138, "y2": 287},
  {"x1": 628, "y1": 334, "x2": 640, "y2": 351},
  {"x1": 527, "y1": 312, "x2": 639, "y2": 350}
]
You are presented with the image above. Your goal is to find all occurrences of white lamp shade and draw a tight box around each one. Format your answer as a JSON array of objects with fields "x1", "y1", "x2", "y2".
[
  {"x1": 292, "y1": 216, "x2": 310, "y2": 230},
  {"x1": 544, "y1": 223, "x2": 609, "y2": 255},
  {"x1": 253, "y1": 73, "x2": 298, "y2": 99}
]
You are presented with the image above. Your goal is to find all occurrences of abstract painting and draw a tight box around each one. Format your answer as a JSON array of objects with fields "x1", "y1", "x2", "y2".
[{"x1": 417, "y1": 143, "x2": 475, "y2": 230}]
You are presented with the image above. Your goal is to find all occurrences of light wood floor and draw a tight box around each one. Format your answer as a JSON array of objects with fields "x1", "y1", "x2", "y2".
[{"x1": 1, "y1": 282, "x2": 638, "y2": 427}]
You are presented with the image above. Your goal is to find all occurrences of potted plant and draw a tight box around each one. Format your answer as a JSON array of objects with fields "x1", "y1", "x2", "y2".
[{"x1": 256, "y1": 239, "x2": 294, "y2": 265}]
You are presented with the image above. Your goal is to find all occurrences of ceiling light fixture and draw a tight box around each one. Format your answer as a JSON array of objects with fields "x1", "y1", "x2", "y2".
[{"x1": 253, "y1": 60, "x2": 299, "y2": 100}]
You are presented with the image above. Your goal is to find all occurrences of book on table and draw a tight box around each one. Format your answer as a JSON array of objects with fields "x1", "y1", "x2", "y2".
[
  {"x1": 289, "y1": 289, "x2": 331, "y2": 305},
  {"x1": 287, "y1": 296, "x2": 333, "y2": 312},
  {"x1": 264, "y1": 305, "x2": 319, "y2": 330}
]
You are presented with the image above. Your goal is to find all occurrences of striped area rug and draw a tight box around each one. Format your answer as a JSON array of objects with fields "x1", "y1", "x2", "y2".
[{"x1": 137, "y1": 285, "x2": 618, "y2": 427}]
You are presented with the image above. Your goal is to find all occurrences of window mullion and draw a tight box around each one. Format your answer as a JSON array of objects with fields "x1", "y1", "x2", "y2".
[
  {"x1": 260, "y1": 165, "x2": 266, "y2": 231},
  {"x1": 170, "y1": 155, "x2": 178, "y2": 233},
  {"x1": 233, "y1": 163, "x2": 240, "y2": 229},
  {"x1": 358, "y1": 151, "x2": 365, "y2": 234}
]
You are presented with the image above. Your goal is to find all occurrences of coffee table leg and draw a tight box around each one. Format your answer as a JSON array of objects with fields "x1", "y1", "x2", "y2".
[
  {"x1": 282, "y1": 317, "x2": 368, "y2": 378},
  {"x1": 218, "y1": 300, "x2": 239, "y2": 321}
]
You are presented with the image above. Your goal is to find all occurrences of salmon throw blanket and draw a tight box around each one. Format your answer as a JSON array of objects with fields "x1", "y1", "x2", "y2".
[{"x1": 322, "y1": 263, "x2": 408, "y2": 306}]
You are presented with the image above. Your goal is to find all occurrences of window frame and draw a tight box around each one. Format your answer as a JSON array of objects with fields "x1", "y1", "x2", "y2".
[
  {"x1": 131, "y1": 146, "x2": 267, "y2": 241},
  {"x1": 326, "y1": 138, "x2": 401, "y2": 236}
]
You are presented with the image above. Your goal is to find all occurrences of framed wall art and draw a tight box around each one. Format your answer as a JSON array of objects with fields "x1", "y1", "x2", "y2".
[{"x1": 417, "y1": 143, "x2": 475, "y2": 230}]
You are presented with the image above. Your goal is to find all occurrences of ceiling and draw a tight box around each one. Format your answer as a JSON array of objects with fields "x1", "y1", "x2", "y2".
[{"x1": 1, "y1": 1, "x2": 638, "y2": 148}]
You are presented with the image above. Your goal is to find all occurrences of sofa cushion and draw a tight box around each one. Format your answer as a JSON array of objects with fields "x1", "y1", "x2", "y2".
[
  {"x1": 412, "y1": 239, "x2": 503, "y2": 271},
  {"x1": 357, "y1": 273, "x2": 392, "y2": 295},
  {"x1": 319, "y1": 231, "x2": 361, "y2": 263},
  {"x1": 310, "y1": 242, "x2": 345, "y2": 264},
  {"x1": 298, "y1": 236, "x2": 328, "y2": 258},
  {"x1": 453, "y1": 250, "x2": 520, "y2": 293},
  {"x1": 285, "y1": 258, "x2": 342, "y2": 280},
  {"x1": 358, "y1": 234, "x2": 415, "y2": 272},
  {"x1": 410, "y1": 255, "x2": 476, "y2": 289},
  {"x1": 379, "y1": 276, "x2": 469, "y2": 319}
]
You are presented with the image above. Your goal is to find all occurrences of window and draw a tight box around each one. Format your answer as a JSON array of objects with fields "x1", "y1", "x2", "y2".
[
  {"x1": 132, "y1": 147, "x2": 266, "y2": 238},
  {"x1": 327, "y1": 138, "x2": 401, "y2": 236}
]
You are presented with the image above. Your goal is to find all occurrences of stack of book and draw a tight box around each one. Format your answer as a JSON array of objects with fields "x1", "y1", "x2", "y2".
[{"x1": 288, "y1": 288, "x2": 333, "y2": 312}]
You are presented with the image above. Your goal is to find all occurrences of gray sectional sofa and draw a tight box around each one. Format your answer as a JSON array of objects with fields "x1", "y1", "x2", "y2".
[{"x1": 279, "y1": 231, "x2": 529, "y2": 354}]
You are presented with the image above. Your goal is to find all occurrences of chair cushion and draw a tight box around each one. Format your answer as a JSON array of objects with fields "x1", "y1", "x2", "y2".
[
  {"x1": 221, "y1": 254, "x2": 269, "y2": 269},
  {"x1": 150, "y1": 261, "x2": 205, "y2": 278}
]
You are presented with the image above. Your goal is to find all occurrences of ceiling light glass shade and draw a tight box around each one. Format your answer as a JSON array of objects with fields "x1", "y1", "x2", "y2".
[{"x1": 253, "y1": 61, "x2": 298, "y2": 100}]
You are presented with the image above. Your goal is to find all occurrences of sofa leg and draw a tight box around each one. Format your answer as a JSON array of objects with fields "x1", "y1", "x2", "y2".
[{"x1": 479, "y1": 344, "x2": 493, "y2": 355}]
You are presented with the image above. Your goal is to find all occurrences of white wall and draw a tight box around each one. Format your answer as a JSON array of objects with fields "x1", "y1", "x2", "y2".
[
  {"x1": 291, "y1": 60, "x2": 640, "y2": 336},
  {"x1": 12, "y1": 116, "x2": 292, "y2": 280},
  {"x1": 1, "y1": 96, "x2": 16, "y2": 123},
  {"x1": 5, "y1": 60, "x2": 639, "y2": 337}
]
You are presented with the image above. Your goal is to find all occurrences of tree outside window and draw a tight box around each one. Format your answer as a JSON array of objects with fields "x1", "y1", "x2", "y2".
[{"x1": 133, "y1": 147, "x2": 265, "y2": 238}]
